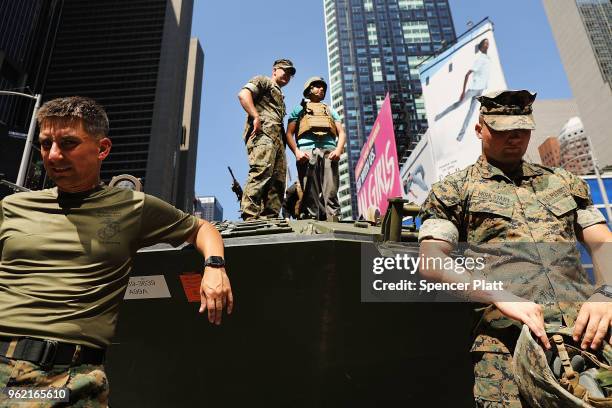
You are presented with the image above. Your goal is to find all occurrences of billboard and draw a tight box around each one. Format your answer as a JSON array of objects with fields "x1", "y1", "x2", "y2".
[
  {"x1": 419, "y1": 19, "x2": 507, "y2": 179},
  {"x1": 400, "y1": 131, "x2": 435, "y2": 205},
  {"x1": 355, "y1": 94, "x2": 402, "y2": 219}
]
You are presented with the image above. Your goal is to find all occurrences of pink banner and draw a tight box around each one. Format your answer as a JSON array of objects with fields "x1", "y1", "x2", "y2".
[{"x1": 355, "y1": 94, "x2": 402, "y2": 219}]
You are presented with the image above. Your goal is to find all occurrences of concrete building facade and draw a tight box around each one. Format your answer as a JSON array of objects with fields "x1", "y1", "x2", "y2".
[
  {"x1": 525, "y1": 98, "x2": 579, "y2": 164},
  {"x1": 559, "y1": 116, "x2": 595, "y2": 176},
  {"x1": 538, "y1": 136, "x2": 561, "y2": 167},
  {"x1": 542, "y1": 0, "x2": 612, "y2": 168},
  {"x1": 176, "y1": 38, "x2": 204, "y2": 213}
]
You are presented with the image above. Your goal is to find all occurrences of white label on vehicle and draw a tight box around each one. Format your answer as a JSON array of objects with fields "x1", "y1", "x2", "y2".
[{"x1": 123, "y1": 275, "x2": 171, "y2": 300}]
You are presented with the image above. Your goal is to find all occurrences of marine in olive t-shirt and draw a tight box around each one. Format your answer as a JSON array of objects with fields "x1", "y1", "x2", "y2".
[{"x1": 0, "y1": 186, "x2": 199, "y2": 348}]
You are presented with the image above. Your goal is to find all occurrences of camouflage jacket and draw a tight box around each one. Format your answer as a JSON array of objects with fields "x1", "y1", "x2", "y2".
[
  {"x1": 418, "y1": 155, "x2": 607, "y2": 352},
  {"x1": 241, "y1": 75, "x2": 286, "y2": 142}
]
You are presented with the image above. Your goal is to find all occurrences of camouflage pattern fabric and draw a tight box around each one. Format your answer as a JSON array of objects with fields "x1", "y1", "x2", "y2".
[
  {"x1": 419, "y1": 156, "x2": 605, "y2": 245},
  {"x1": 473, "y1": 351, "x2": 524, "y2": 407},
  {"x1": 477, "y1": 90, "x2": 537, "y2": 131},
  {"x1": 419, "y1": 155, "x2": 606, "y2": 308},
  {"x1": 0, "y1": 357, "x2": 108, "y2": 407},
  {"x1": 513, "y1": 324, "x2": 612, "y2": 407},
  {"x1": 241, "y1": 75, "x2": 286, "y2": 142},
  {"x1": 418, "y1": 155, "x2": 608, "y2": 406},
  {"x1": 241, "y1": 133, "x2": 287, "y2": 220}
]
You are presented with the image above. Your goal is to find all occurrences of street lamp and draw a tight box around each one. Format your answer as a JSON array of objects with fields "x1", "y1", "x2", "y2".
[
  {"x1": 0, "y1": 90, "x2": 42, "y2": 187},
  {"x1": 561, "y1": 146, "x2": 612, "y2": 223}
]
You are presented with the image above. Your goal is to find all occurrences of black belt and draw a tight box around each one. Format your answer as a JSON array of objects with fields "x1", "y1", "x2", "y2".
[{"x1": 0, "y1": 337, "x2": 105, "y2": 369}]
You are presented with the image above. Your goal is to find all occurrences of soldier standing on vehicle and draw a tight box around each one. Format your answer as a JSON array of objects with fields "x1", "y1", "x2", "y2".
[
  {"x1": 238, "y1": 59, "x2": 295, "y2": 221},
  {"x1": 285, "y1": 77, "x2": 346, "y2": 221},
  {"x1": 418, "y1": 90, "x2": 612, "y2": 406}
]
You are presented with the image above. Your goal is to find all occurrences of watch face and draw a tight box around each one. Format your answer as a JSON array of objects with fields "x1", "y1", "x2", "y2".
[
  {"x1": 110, "y1": 174, "x2": 142, "y2": 191},
  {"x1": 117, "y1": 180, "x2": 137, "y2": 190},
  {"x1": 206, "y1": 256, "x2": 225, "y2": 267}
]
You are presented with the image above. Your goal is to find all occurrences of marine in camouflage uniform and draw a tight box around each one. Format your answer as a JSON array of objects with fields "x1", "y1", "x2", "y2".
[
  {"x1": 418, "y1": 90, "x2": 612, "y2": 407},
  {"x1": 238, "y1": 59, "x2": 295, "y2": 220}
]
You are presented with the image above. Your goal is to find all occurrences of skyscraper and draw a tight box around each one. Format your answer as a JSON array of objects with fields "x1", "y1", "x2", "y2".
[
  {"x1": 194, "y1": 196, "x2": 223, "y2": 222},
  {"x1": 542, "y1": 0, "x2": 612, "y2": 168},
  {"x1": 176, "y1": 38, "x2": 204, "y2": 213},
  {"x1": 323, "y1": 0, "x2": 456, "y2": 219},
  {"x1": 17, "y1": 0, "x2": 199, "y2": 210},
  {"x1": 0, "y1": 0, "x2": 62, "y2": 198},
  {"x1": 0, "y1": 0, "x2": 61, "y2": 134}
]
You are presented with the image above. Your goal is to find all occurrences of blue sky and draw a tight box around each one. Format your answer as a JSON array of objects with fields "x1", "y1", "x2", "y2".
[{"x1": 191, "y1": 0, "x2": 572, "y2": 220}]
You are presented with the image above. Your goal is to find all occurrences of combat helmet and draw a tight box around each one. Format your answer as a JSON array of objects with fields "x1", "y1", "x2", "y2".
[
  {"x1": 513, "y1": 324, "x2": 612, "y2": 407},
  {"x1": 303, "y1": 77, "x2": 327, "y2": 97}
]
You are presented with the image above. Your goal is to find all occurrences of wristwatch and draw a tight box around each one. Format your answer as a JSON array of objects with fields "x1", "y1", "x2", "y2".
[
  {"x1": 593, "y1": 285, "x2": 612, "y2": 299},
  {"x1": 204, "y1": 256, "x2": 225, "y2": 268}
]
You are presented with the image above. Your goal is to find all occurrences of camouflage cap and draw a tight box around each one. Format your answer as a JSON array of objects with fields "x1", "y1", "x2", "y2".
[
  {"x1": 303, "y1": 76, "x2": 327, "y2": 97},
  {"x1": 273, "y1": 59, "x2": 296, "y2": 75},
  {"x1": 477, "y1": 90, "x2": 537, "y2": 131}
]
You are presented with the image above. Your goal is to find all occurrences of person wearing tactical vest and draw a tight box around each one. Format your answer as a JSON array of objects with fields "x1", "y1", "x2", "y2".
[
  {"x1": 418, "y1": 90, "x2": 612, "y2": 407},
  {"x1": 238, "y1": 59, "x2": 295, "y2": 220},
  {"x1": 285, "y1": 76, "x2": 346, "y2": 221}
]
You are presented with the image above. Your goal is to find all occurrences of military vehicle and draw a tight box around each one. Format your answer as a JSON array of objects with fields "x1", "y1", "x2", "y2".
[{"x1": 106, "y1": 200, "x2": 475, "y2": 406}]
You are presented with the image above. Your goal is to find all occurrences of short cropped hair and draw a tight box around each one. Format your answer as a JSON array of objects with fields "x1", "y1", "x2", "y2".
[
  {"x1": 475, "y1": 38, "x2": 488, "y2": 53},
  {"x1": 37, "y1": 96, "x2": 109, "y2": 138}
]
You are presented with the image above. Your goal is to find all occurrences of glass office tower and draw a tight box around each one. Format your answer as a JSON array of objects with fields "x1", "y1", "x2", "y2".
[{"x1": 324, "y1": 0, "x2": 456, "y2": 218}]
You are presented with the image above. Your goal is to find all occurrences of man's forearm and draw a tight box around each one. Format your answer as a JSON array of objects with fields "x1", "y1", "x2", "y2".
[
  {"x1": 582, "y1": 223, "x2": 612, "y2": 286},
  {"x1": 285, "y1": 123, "x2": 299, "y2": 155},
  {"x1": 335, "y1": 122, "x2": 346, "y2": 153},
  {"x1": 590, "y1": 241, "x2": 612, "y2": 286}
]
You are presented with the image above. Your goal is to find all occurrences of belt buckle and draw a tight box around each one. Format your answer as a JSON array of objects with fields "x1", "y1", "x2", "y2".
[{"x1": 39, "y1": 340, "x2": 58, "y2": 369}]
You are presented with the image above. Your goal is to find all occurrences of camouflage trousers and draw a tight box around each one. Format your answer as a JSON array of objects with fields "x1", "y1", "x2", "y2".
[
  {"x1": 241, "y1": 133, "x2": 287, "y2": 220},
  {"x1": 473, "y1": 351, "x2": 525, "y2": 407},
  {"x1": 296, "y1": 148, "x2": 340, "y2": 221},
  {"x1": 0, "y1": 357, "x2": 109, "y2": 407}
]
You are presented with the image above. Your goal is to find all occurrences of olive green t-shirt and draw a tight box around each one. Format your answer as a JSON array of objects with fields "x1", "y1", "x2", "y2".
[{"x1": 0, "y1": 186, "x2": 199, "y2": 348}]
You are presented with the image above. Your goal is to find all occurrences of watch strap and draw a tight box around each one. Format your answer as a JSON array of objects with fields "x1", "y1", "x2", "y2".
[{"x1": 594, "y1": 284, "x2": 612, "y2": 299}]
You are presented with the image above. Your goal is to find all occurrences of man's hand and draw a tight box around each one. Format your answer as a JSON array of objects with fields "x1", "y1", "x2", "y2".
[
  {"x1": 199, "y1": 267, "x2": 234, "y2": 325},
  {"x1": 573, "y1": 294, "x2": 612, "y2": 350},
  {"x1": 328, "y1": 148, "x2": 343, "y2": 161},
  {"x1": 494, "y1": 297, "x2": 550, "y2": 349},
  {"x1": 295, "y1": 149, "x2": 310, "y2": 163},
  {"x1": 250, "y1": 116, "x2": 261, "y2": 138}
]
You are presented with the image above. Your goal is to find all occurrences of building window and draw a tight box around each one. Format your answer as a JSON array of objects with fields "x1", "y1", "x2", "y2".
[
  {"x1": 402, "y1": 21, "x2": 430, "y2": 43},
  {"x1": 408, "y1": 55, "x2": 427, "y2": 76},
  {"x1": 372, "y1": 58, "x2": 383, "y2": 81},
  {"x1": 398, "y1": 0, "x2": 424, "y2": 10},
  {"x1": 367, "y1": 23, "x2": 378, "y2": 45},
  {"x1": 364, "y1": 0, "x2": 373, "y2": 12}
]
